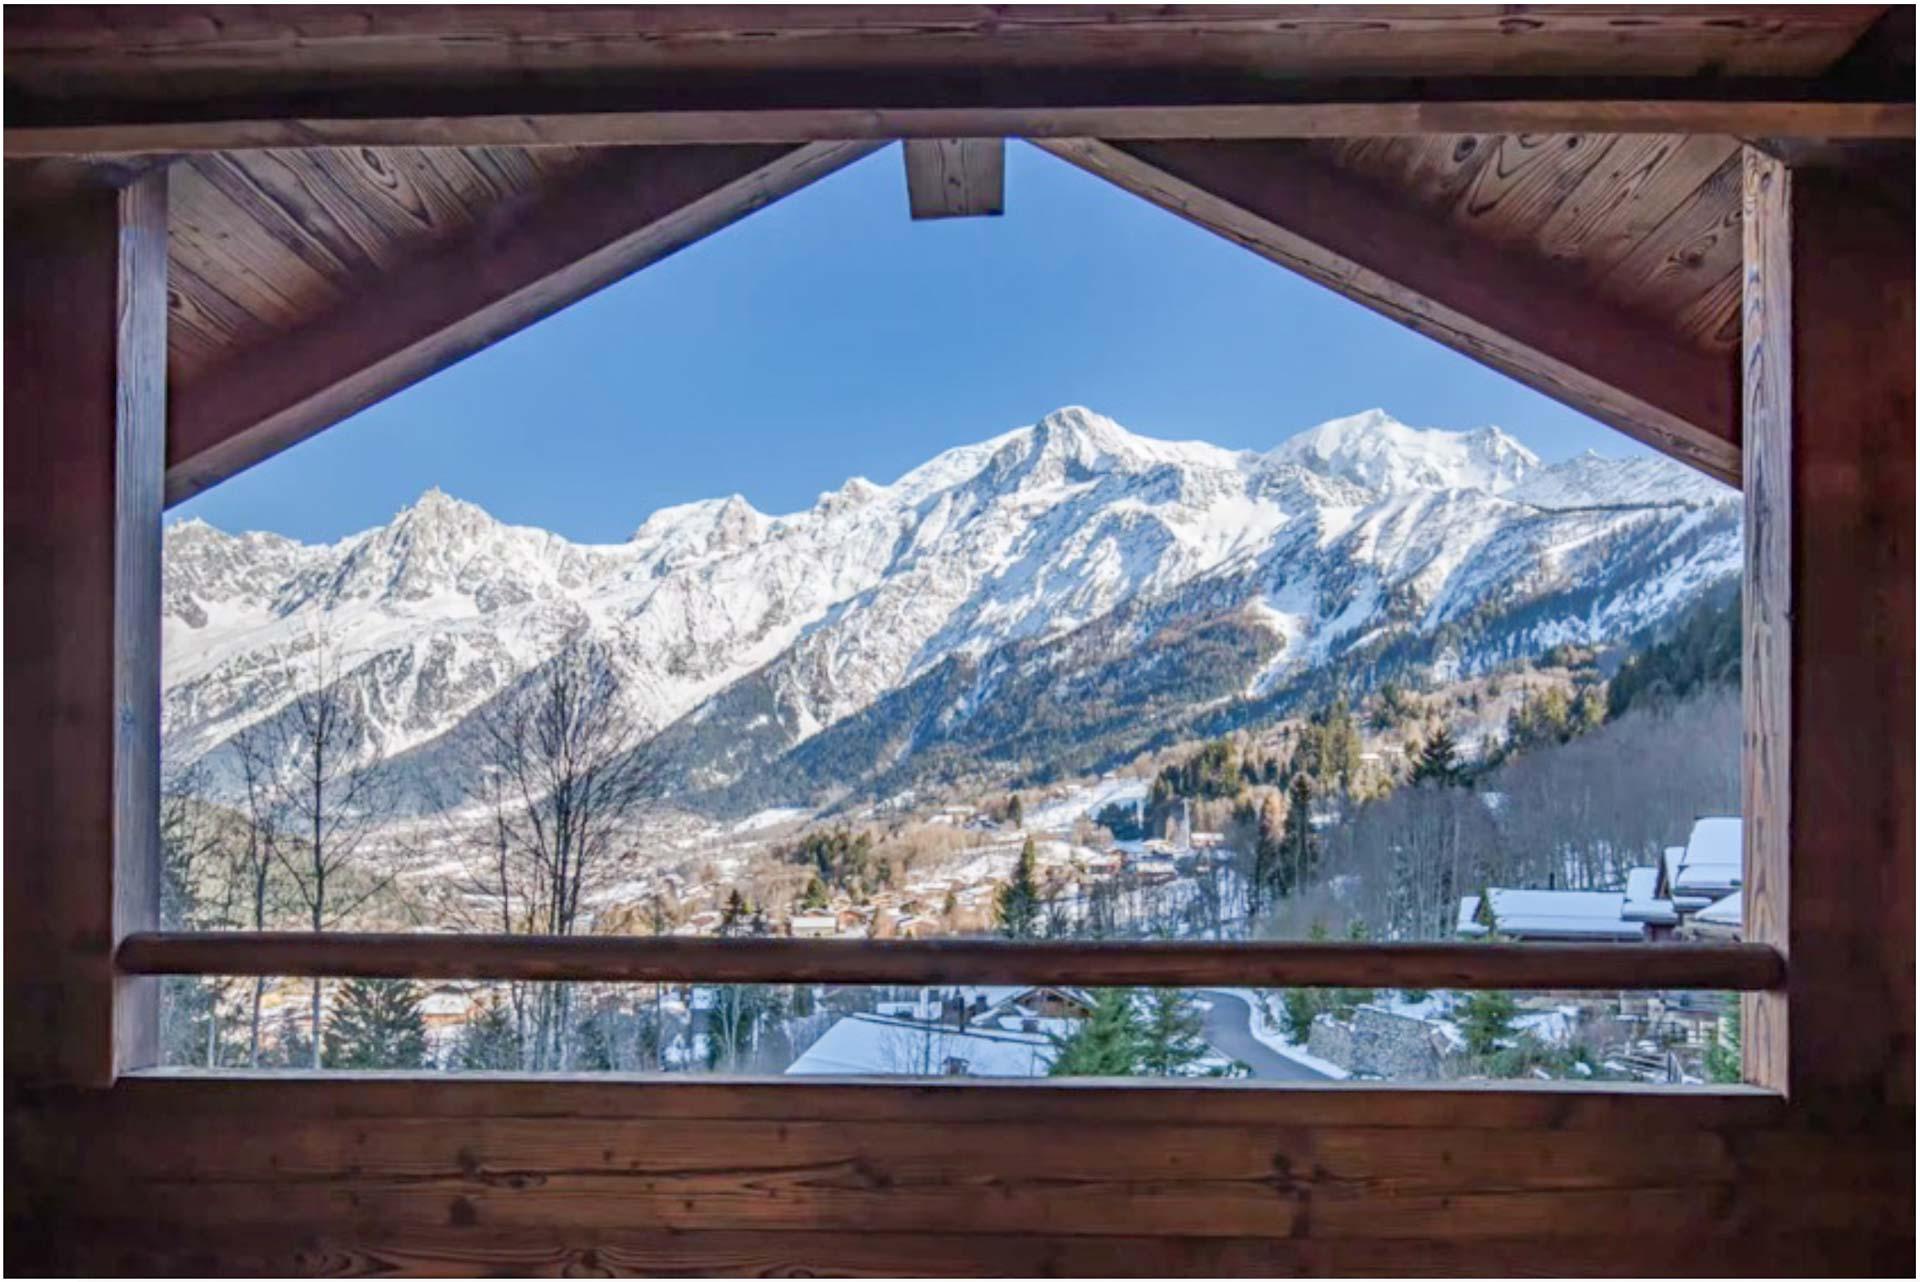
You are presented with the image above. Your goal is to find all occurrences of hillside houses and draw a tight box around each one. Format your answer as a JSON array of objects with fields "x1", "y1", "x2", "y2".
[
  {"x1": 1458, "y1": 816, "x2": 1742, "y2": 943},
  {"x1": 786, "y1": 985, "x2": 1094, "y2": 1077}
]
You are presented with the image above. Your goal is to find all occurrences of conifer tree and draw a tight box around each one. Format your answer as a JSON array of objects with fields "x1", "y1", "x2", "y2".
[
  {"x1": 454, "y1": 996, "x2": 522, "y2": 1071},
  {"x1": 1704, "y1": 993, "x2": 1744, "y2": 1084},
  {"x1": 1412, "y1": 725, "x2": 1462, "y2": 786},
  {"x1": 1137, "y1": 989, "x2": 1210, "y2": 1077},
  {"x1": 1283, "y1": 773, "x2": 1318, "y2": 896},
  {"x1": 718, "y1": 888, "x2": 751, "y2": 937},
  {"x1": 323, "y1": 977, "x2": 430, "y2": 1070},
  {"x1": 1459, "y1": 989, "x2": 1519, "y2": 1057},
  {"x1": 996, "y1": 836, "x2": 1044, "y2": 939},
  {"x1": 799, "y1": 875, "x2": 830, "y2": 910},
  {"x1": 1047, "y1": 989, "x2": 1143, "y2": 1076}
]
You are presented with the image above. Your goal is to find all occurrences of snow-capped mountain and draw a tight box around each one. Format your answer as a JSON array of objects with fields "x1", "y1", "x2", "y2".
[{"x1": 162, "y1": 407, "x2": 1740, "y2": 815}]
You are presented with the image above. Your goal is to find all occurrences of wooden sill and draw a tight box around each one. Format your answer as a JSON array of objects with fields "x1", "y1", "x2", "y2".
[
  {"x1": 108, "y1": 1067, "x2": 1790, "y2": 1130},
  {"x1": 117, "y1": 931, "x2": 1787, "y2": 991}
]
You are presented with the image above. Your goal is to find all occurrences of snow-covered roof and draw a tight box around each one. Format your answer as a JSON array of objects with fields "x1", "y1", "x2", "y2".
[
  {"x1": 1675, "y1": 817, "x2": 1742, "y2": 894},
  {"x1": 1694, "y1": 890, "x2": 1743, "y2": 928},
  {"x1": 785, "y1": 1014, "x2": 1055, "y2": 1077},
  {"x1": 1622, "y1": 866, "x2": 1679, "y2": 925},
  {"x1": 1456, "y1": 895, "x2": 1489, "y2": 938},
  {"x1": 1483, "y1": 888, "x2": 1647, "y2": 941}
]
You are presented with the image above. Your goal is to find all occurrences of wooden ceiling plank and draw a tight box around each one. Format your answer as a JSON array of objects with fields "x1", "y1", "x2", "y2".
[
  {"x1": 1448, "y1": 132, "x2": 1623, "y2": 249},
  {"x1": 1592, "y1": 151, "x2": 1745, "y2": 337},
  {"x1": 190, "y1": 152, "x2": 384, "y2": 283},
  {"x1": 1034, "y1": 137, "x2": 1739, "y2": 484},
  {"x1": 902, "y1": 138, "x2": 1006, "y2": 219},
  {"x1": 1533, "y1": 134, "x2": 1741, "y2": 277},
  {"x1": 1350, "y1": 134, "x2": 1502, "y2": 211},
  {"x1": 166, "y1": 140, "x2": 882, "y2": 506},
  {"x1": 167, "y1": 160, "x2": 348, "y2": 328},
  {"x1": 166, "y1": 256, "x2": 270, "y2": 381}
]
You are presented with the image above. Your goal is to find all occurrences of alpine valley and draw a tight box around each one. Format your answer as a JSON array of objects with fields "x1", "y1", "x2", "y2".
[{"x1": 162, "y1": 407, "x2": 1739, "y2": 820}]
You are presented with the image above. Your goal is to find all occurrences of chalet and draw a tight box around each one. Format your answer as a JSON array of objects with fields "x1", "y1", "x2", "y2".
[
  {"x1": 1682, "y1": 890, "x2": 1746, "y2": 941},
  {"x1": 785, "y1": 1013, "x2": 1056, "y2": 1077},
  {"x1": 1622, "y1": 866, "x2": 1681, "y2": 936},
  {"x1": 1657, "y1": 816, "x2": 1745, "y2": 903},
  {"x1": 787, "y1": 912, "x2": 839, "y2": 939},
  {"x1": 5, "y1": 6, "x2": 1909, "y2": 1276},
  {"x1": 1458, "y1": 888, "x2": 1649, "y2": 942}
]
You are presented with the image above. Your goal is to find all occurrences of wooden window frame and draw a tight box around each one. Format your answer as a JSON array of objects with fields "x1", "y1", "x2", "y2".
[{"x1": 96, "y1": 162, "x2": 1799, "y2": 1103}]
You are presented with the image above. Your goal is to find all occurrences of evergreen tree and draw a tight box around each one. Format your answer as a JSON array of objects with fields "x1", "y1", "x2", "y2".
[
  {"x1": 1047, "y1": 989, "x2": 1143, "y2": 1076},
  {"x1": 1412, "y1": 725, "x2": 1462, "y2": 787},
  {"x1": 996, "y1": 836, "x2": 1044, "y2": 939},
  {"x1": 1006, "y1": 793, "x2": 1025, "y2": 828},
  {"x1": 799, "y1": 874, "x2": 830, "y2": 910},
  {"x1": 1280, "y1": 988, "x2": 1322, "y2": 1042},
  {"x1": 1137, "y1": 989, "x2": 1210, "y2": 1077},
  {"x1": 323, "y1": 978, "x2": 429, "y2": 1070},
  {"x1": 1459, "y1": 989, "x2": 1519, "y2": 1056},
  {"x1": 1704, "y1": 993, "x2": 1744, "y2": 1084},
  {"x1": 1283, "y1": 773, "x2": 1318, "y2": 896},
  {"x1": 718, "y1": 888, "x2": 751, "y2": 937},
  {"x1": 572, "y1": 1008, "x2": 617, "y2": 1071},
  {"x1": 454, "y1": 997, "x2": 523, "y2": 1071}
]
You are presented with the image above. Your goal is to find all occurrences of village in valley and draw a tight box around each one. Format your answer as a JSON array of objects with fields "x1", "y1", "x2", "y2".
[{"x1": 179, "y1": 607, "x2": 1748, "y2": 1089}]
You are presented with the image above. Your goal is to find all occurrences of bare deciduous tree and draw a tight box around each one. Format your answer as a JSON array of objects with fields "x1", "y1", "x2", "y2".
[
  {"x1": 470, "y1": 636, "x2": 658, "y2": 1070},
  {"x1": 266, "y1": 624, "x2": 396, "y2": 1068}
]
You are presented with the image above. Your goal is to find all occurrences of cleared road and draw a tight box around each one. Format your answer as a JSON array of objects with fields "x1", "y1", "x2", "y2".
[{"x1": 1198, "y1": 989, "x2": 1331, "y2": 1082}]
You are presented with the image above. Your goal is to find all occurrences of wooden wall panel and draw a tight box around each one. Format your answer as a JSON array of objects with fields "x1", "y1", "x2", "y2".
[
  {"x1": 3, "y1": 165, "x2": 166, "y2": 1088},
  {"x1": 4, "y1": 1077, "x2": 1913, "y2": 1276}
]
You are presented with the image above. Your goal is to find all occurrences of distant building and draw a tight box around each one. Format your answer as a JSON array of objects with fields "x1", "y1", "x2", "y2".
[
  {"x1": 788, "y1": 912, "x2": 839, "y2": 939},
  {"x1": 1458, "y1": 888, "x2": 1647, "y2": 942}
]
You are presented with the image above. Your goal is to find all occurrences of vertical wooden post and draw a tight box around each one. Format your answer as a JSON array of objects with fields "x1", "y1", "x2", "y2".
[
  {"x1": 1741, "y1": 144, "x2": 1915, "y2": 1117},
  {"x1": 3, "y1": 166, "x2": 168, "y2": 1086}
]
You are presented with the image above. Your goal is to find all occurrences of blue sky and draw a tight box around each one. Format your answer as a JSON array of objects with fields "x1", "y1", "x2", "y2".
[{"x1": 174, "y1": 142, "x2": 1644, "y2": 545}]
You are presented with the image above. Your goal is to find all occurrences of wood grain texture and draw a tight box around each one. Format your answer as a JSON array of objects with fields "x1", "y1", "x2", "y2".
[
  {"x1": 6, "y1": 5, "x2": 1902, "y2": 157},
  {"x1": 1318, "y1": 133, "x2": 1744, "y2": 355},
  {"x1": 4, "y1": 6, "x2": 1888, "y2": 89},
  {"x1": 167, "y1": 145, "x2": 588, "y2": 383},
  {"x1": 1740, "y1": 147, "x2": 1792, "y2": 1095},
  {"x1": 1776, "y1": 157, "x2": 1915, "y2": 1127},
  {"x1": 3, "y1": 164, "x2": 167, "y2": 1088},
  {"x1": 903, "y1": 138, "x2": 1005, "y2": 218},
  {"x1": 9, "y1": 97, "x2": 1912, "y2": 159},
  {"x1": 115, "y1": 930, "x2": 1788, "y2": 991},
  {"x1": 165, "y1": 141, "x2": 879, "y2": 505},
  {"x1": 1035, "y1": 137, "x2": 1740, "y2": 483},
  {"x1": 8, "y1": 1075, "x2": 1913, "y2": 1277},
  {"x1": 112, "y1": 167, "x2": 168, "y2": 1078}
]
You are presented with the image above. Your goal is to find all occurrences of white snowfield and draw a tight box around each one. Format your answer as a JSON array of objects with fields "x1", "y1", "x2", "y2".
[{"x1": 162, "y1": 406, "x2": 1740, "y2": 800}]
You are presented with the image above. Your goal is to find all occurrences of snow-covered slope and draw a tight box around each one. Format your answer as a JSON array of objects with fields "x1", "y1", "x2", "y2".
[
  {"x1": 1270, "y1": 409, "x2": 1540, "y2": 496},
  {"x1": 162, "y1": 407, "x2": 1740, "y2": 813}
]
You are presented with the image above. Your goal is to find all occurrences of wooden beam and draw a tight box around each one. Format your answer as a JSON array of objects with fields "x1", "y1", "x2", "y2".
[
  {"x1": 5, "y1": 5, "x2": 1889, "y2": 87},
  {"x1": 117, "y1": 932, "x2": 1787, "y2": 991},
  {"x1": 1741, "y1": 144, "x2": 1915, "y2": 1118},
  {"x1": 8, "y1": 96, "x2": 1912, "y2": 159},
  {"x1": 4, "y1": 165, "x2": 167, "y2": 1088},
  {"x1": 903, "y1": 138, "x2": 1005, "y2": 219},
  {"x1": 1036, "y1": 138, "x2": 1741, "y2": 482},
  {"x1": 165, "y1": 141, "x2": 879, "y2": 506},
  {"x1": 6, "y1": 5, "x2": 1907, "y2": 155}
]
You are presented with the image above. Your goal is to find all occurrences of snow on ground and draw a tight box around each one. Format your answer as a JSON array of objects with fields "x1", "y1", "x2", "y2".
[
  {"x1": 730, "y1": 806, "x2": 811, "y2": 835},
  {"x1": 1025, "y1": 777, "x2": 1148, "y2": 831}
]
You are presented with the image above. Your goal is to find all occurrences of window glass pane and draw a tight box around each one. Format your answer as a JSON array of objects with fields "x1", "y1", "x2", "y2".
[{"x1": 160, "y1": 978, "x2": 1743, "y2": 1086}]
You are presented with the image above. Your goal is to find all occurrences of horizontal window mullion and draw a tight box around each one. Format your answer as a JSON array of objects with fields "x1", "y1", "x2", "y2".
[{"x1": 118, "y1": 931, "x2": 1785, "y2": 992}]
